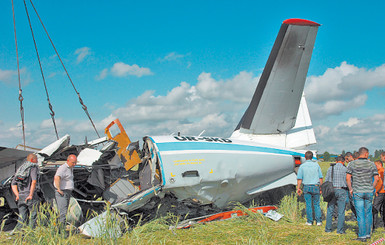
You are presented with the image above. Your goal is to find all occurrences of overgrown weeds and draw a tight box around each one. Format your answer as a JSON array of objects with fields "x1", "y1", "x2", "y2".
[{"x1": 279, "y1": 193, "x2": 305, "y2": 222}]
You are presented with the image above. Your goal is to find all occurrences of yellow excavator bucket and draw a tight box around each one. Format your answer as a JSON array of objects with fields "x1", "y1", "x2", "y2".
[{"x1": 104, "y1": 119, "x2": 141, "y2": 171}]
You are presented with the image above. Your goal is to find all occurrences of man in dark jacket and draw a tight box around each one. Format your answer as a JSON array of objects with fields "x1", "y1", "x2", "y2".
[{"x1": 11, "y1": 153, "x2": 39, "y2": 232}]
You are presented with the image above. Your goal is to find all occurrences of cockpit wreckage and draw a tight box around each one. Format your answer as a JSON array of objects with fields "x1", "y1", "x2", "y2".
[{"x1": 0, "y1": 18, "x2": 320, "y2": 236}]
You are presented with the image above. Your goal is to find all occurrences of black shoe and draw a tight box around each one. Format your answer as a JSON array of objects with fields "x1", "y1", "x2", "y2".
[{"x1": 352, "y1": 238, "x2": 367, "y2": 242}]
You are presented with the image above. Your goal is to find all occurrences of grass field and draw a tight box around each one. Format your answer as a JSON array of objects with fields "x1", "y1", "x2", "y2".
[{"x1": 1, "y1": 161, "x2": 384, "y2": 244}]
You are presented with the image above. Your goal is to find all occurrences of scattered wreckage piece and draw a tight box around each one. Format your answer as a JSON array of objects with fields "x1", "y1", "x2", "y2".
[
  {"x1": 78, "y1": 210, "x2": 123, "y2": 238},
  {"x1": 171, "y1": 206, "x2": 280, "y2": 229}
]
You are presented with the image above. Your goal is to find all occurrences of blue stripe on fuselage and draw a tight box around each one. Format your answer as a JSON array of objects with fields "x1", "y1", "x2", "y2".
[{"x1": 154, "y1": 141, "x2": 305, "y2": 157}]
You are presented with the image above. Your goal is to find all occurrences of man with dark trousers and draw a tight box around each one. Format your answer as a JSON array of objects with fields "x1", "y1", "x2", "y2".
[
  {"x1": 325, "y1": 155, "x2": 348, "y2": 234},
  {"x1": 11, "y1": 153, "x2": 39, "y2": 233}
]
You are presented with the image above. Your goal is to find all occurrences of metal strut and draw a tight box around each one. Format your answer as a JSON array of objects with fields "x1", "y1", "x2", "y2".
[
  {"x1": 23, "y1": 0, "x2": 59, "y2": 139},
  {"x1": 12, "y1": 0, "x2": 26, "y2": 150},
  {"x1": 28, "y1": 0, "x2": 100, "y2": 138}
]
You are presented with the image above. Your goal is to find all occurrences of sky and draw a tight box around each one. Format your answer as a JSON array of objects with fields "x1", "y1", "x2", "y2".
[{"x1": 1, "y1": 0, "x2": 385, "y2": 154}]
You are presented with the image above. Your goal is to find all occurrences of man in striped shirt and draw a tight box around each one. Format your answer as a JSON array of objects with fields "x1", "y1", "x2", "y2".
[{"x1": 346, "y1": 147, "x2": 379, "y2": 242}]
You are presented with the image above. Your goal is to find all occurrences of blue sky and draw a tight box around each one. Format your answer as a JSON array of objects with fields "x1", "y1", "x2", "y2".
[{"x1": 1, "y1": 0, "x2": 385, "y2": 154}]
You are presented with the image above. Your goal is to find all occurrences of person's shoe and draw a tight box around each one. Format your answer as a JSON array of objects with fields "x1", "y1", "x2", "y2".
[
  {"x1": 305, "y1": 222, "x2": 312, "y2": 225},
  {"x1": 352, "y1": 237, "x2": 367, "y2": 242},
  {"x1": 8, "y1": 229, "x2": 19, "y2": 236},
  {"x1": 316, "y1": 222, "x2": 322, "y2": 226}
]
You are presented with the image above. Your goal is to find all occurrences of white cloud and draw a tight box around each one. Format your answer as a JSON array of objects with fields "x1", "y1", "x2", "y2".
[
  {"x1": 0, "y1": 69, "x2": 16, "y2": 84},
  {"x1": 0, "y1": 71, "x2": 254, "y2": 148},
  {"x1": 111, "y1": 62, "x2": 153, "y2": 78},
  {"x1": 309, "y1": 94, "x2": 367, "y2": 119},
  {"x1": 0, "y1": 67, "x2": 30, "y2": 85},
  {"x1": 96, "y1": 68, "x2": 108, "y2": 80},
  {"x1": 305, "y1": 62, "x2": 385, "y2": 119},
  {"x1": 74, "y1": 47, "x2": 91, "y2": 64},
  {"x1": 337, "y1": 117, "x2": 360, "y2": 127},
  {"x1": 3, "y1": 62, "x2": 385, "y2": 156},
  {"x1": 196, "y1": 71, "x2": 259, "y2": 102},
  {"x1": 315, "y1": 113, "x2": 385, "y2": 153},
  {"x1": 160, "y1": 52, "x2": 187, "y2": 62},
  {"x1": 101, "y1": 71, "x2": 258, "y2": 139}
]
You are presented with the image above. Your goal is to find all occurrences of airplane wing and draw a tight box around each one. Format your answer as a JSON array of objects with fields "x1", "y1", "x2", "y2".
[{"x1": 236, "y1": 19, "x2": 320, "y2": 135}]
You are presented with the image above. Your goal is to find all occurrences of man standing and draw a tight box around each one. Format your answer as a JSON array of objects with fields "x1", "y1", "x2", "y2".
[
  {"x1": 373, "y1": 155, "x2": 385, "y2": 230},
  {"x1": 297, "y1": 151, "x2": 323, "y2": 225},
  {"x1": 325, "y1": 156, "x2": 347, "y2": 234},
  {"x1": 347, "y1": 147, "x2": 378, "y2": 242},
  {"x1": 344, "y1": 152, "x2": 357, "y2": 218},
  {"x1": 11, "y1": 153, "x2": 39, "y2": 232},
  {"x1": 54, "y1": 154, "x2": 77, "y2": 232},
  {"x1": 344, "y1": 152, "x2": 354, "y2": 166}
]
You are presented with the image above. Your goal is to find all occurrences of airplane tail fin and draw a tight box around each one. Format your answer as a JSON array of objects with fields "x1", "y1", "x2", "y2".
[
  {"x1": 285, "y1": 93, "x2": 316, "y2": 149},
  {"x1": 235, "y1": 19, "x2": 320, "y2": 138}
]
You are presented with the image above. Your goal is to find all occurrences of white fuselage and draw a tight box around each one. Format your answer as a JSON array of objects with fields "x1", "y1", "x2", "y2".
[{"x1": 150, "y1": 135, "x2": 303, "y2": 208}]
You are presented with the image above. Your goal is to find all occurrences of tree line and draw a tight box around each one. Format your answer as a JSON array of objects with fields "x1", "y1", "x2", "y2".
[{"x1": 317, "y1": 150, "x2": 385, "y2": 162}]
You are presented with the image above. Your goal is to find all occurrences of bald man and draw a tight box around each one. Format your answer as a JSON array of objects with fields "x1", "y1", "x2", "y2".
[
  {"x1": 11, "y1": 153, "x2": 39, "y2": 232},
  {"x1": 54, "y1": 154, "x2": 77, "y2": 232}
]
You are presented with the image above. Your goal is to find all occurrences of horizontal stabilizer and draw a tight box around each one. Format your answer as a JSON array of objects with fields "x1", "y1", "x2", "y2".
[{"x1": 236, "y1": 19, "x2": 319, "y2": 135}]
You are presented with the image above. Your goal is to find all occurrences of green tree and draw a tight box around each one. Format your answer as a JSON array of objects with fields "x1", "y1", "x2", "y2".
[
  {"x1": 323, "y1": 151, "x2": 330, "y2": 162},
  {"x1": 374, "y1": 149, "x2": 384, "y2": 160}
]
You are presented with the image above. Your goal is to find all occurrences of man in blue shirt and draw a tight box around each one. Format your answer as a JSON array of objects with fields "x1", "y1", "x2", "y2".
[{"x1": 297, "y1": 151, "x2": 323, "y2": 225}]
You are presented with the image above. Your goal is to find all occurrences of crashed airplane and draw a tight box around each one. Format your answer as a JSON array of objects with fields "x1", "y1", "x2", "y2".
[{"x1": 0, "y1": 18, "x2": 319, "y2": 233}]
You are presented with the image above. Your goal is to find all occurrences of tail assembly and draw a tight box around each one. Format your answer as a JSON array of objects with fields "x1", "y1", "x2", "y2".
[{"x1": 232, "y1": 19, "x2": 319, "y2": 149}]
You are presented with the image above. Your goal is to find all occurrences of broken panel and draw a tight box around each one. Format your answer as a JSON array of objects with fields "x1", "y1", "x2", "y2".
[{"x1": 104, "y1": 119, "x2": 141, "y2": 171}]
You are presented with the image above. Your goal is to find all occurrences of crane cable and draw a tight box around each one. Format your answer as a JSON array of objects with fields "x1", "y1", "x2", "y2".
[
  {"x1": 28, "y1": 0, "x2": 100, "y2": 138},
  {"x1": 11, "y1": 0, "x2": 26, "y2": 150},
  {"x1": 23, "y1": 0, "x2": 59, "y2": 140}
]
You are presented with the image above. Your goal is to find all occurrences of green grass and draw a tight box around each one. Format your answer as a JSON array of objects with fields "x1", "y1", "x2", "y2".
[
  {"x1": 2, "y1": 192, "x2": 384, "y2": 244},
  {"x1": 0, "y1": 162, "x2": 382, "y2": 244}
]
